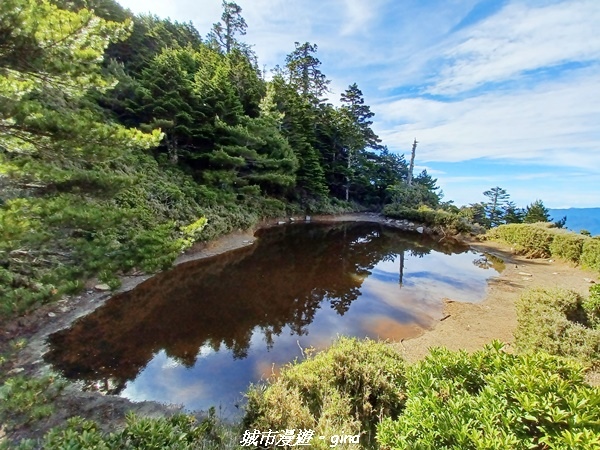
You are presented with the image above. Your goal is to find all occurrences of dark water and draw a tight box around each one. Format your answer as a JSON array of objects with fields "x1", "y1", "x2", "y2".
[{"x1": 45, "y1": 222, "x2": 500, "y2": 418}]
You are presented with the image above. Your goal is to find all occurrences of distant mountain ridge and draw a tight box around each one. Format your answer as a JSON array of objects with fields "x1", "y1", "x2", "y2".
[{"x1": 549, "y1": 208, "x2": 600, "y2": 236}]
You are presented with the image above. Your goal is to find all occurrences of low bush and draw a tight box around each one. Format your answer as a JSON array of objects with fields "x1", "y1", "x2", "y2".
[
  {"x1": 582, "y1": 237, "x2": 600, "y2": 271},
  {"x1": 487, "y1": 223, "x2": 555, "y2": 257},
  {"x1": 0, "y1": 375, "x2": 65, "y2": 430},
  {"x1": 377, "y1": 342, "x2": 600, "y2": 449},
  {"x1": 8, "y1": 411, "x2": 234, "y2": 450},
  {"x1": 382, "y1": 205, "x2": 472, "y2": 234},
  {"x1": 515, "y1": 288, "x2": 600, "y2": 368},
  {"x1": 583, "y1": 284, "x2": 600, "y2": 329},
  {"x1": 550, "y1": 231, "x2": 587, "y2": 263},
  {"x1": 488, "y1": 224, "x2": 600, "y2": 270},
  {"x1": 243, "y1": 337, "x2": 406, "y2": 448}
]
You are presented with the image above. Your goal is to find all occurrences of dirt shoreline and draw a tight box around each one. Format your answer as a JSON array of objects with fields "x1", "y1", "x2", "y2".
[{"x1": 2, "y1": 213, "x2": 598, "y2": 443}]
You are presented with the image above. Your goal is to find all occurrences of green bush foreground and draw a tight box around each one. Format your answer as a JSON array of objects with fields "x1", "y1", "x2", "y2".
[
  {"x1": 3, "y1": 336, "x2": 600, "y2": 449},
  {"x1": 244, "y1": 337, "x2": 600, "y2": 449}
]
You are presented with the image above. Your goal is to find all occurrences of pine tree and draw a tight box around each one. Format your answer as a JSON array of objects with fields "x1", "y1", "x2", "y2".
[
  {"x1": 285, "y1": 42, "x2": 330, "y2": 101},
  {"x1": 338, "y1": 84, "x2": 381, "y2": 201},
  {"x1": 483, "y1": 187, "x2": 510, "y2": 227},
  {"x1": 503, "y1": 201, "x2": 525, "y2": 224},
  {"x1": 524, "y1": 199, "x2": 551, "y2": 223},
  {"x1": 269, "y1": 75, "x2": 328, "y2": 198},
  {"x1": 0, "y1": 0, "x2": 161, "y2": 186},
  {"x1": 207, "y1": 1, "x2": 248, "y2": 55}
]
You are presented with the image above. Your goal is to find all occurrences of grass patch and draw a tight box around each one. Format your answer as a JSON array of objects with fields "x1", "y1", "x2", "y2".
[{"x1": 515, "y1": 287, "x2": 600, "y2": 368}]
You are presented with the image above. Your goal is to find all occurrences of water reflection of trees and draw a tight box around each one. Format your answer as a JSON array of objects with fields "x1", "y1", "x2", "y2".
[{"x1": 45, "y1": 223, "x2": 469, "y2": 394}]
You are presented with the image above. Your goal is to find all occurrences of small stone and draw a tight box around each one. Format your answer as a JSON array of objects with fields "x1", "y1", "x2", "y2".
[
  {"x1": 518, "y1": 272, "x2": 533, "y2": 276},
  {"x1": 94, "y1": 284, "x2": 111, "y2": 291},
  {"x1": 408, "y1": 222, "x2": 415, "y2": 227},
  {"x1": 305, "y1": 215, "x2": 311, "y2": 221},
  {"x1": 552, "y1": 272, "x2": 559, "y2": 275},
  {"x1": 59, "y1": 307, "x2": 69, "y2": 313},
  {"x1": 289, "y1": 217, "x2": 295, "y2": 221},
  {"x1": 416, "y1": 226, "x2": 424, "y2": 234},
  {"x1": 277, "y1": 221, "x2": 286, "y2": 225},
  {"x1": 548, "y1": 259, "x2": 555, "y2": 263},
  {"x1": 48, "y1": 312, "x2": 56, "y2": 317},
  {"x1": 584, "y1": 278, "x2": 595, "y2": 283}
]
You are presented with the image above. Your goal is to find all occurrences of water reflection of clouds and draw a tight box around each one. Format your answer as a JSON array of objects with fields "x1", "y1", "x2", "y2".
[
  {"x1": 49, "y1": 224, "x2": 500, "y2": 417},
  {"x1": 375, "y1": 251, "x2": 493, "y2": 303}
]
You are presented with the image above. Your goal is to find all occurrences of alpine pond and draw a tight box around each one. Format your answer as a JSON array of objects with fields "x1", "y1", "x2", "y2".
[{"x1": 45, "y1": 222, "x2": 501, "y2": 417}]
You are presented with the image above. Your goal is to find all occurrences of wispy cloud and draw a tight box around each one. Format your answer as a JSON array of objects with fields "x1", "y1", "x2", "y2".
[
  {"x1": 376, "y1": 64, "x2": 600, "y2": 170},
  {"x1": 431, "y1": 0, "x2": 600, "y2": 94}
]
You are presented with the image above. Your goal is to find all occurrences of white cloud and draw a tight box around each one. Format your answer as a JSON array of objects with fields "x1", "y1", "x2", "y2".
[
  {"x1": 375, "y1": 64, "x2": 600, "y2": 170},
  {"x1": 339, "y1": 0, "x2": 378, "y2": 36},
  {"x1": 431, "y1": 0, "x2": 600, "y2": 94}
]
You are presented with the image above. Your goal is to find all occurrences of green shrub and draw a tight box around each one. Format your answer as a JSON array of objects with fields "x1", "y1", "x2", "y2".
[
  {"x1": 582, "y1": 237, "x2": 600, "y2": 271},
  {"x1": 550, "y1": 231, "x2": 587, "y2": 263},
  {"x1": 377, "y1": 342, "x2": 600, "y2": 450},
  {"x1": 487, "y1": 223, "x2": 554, "y2": 257},
  {"x1": 515, "y1": 288, "x2": 600, "y2": 368},
  {"x1": 0, "y1": 375, "x2": 65, "y2": 430},
  {"x1": 382, "y1": 205, "x2": 471, "y2": 234},
  {"x1": 584, "y1": 285, "x2": 600, "y2": 328},
  {"x1": 11, "y1": 412, "x2": 228, "y2": 450},
  {"x1": 488, "y1": 224, "x2": 600, "y2": 270},
  {"x1": 243, "y1": 337, "x2": 406, "y2": 448}
]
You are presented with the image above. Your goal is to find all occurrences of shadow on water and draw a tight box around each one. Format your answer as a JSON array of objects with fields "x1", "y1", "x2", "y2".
[{"x1": 45, "y1": 222, "x2": 498, "y2": 417}]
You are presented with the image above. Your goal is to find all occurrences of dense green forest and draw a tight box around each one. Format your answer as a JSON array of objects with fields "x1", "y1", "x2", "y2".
[{"x1": 0, "y1": 0, "x2": 449, "y2": 318}]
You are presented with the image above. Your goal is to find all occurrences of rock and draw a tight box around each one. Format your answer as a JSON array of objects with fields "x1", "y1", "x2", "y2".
[
  {"x1": 8, "y1": 368, "x2": 24, "y2": 375},
  {"x1": 548, "y1": 259, "x2": 555, "y2": 263},
  {"x1": 408, "y1": 222, "x2": 415, "y2": 227},
  {"x1": 59, "y1": 307, "x2": 69, "y2": 313},
  {"x1": 289, "y1": 217, "x2": 295, "y2": 222},
  {"x1": 584, "y1": 278, "x2": 596, "y2": 283},
  {"x1": 277, "y1": 221, "x2": 286, "y2": 225},
  {"x1": 48, "y1": 312, "x2": 56, "y2": 317},
  {"x1": 94, "y1": 283, "x2": 111, "y2": 291},
  {"x1": 518, "y1": 272, "x2": 533, "y2": 277},
  {"x1": 305, "y1": 215, "x2": 311, "y2": 221},
  {"x1": 416, "y1": 226, "x2": 424, "y2": 234}
]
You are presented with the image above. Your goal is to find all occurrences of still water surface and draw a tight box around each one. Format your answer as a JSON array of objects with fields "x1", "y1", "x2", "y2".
[{"x1": 45, "y1": 222, "x2": 501, "y2": 417}]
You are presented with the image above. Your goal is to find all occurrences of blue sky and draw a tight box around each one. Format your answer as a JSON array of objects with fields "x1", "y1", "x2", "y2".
[{"x1": 115, "y1": 0, "x2": 600, "y2": 208}]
